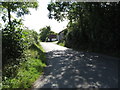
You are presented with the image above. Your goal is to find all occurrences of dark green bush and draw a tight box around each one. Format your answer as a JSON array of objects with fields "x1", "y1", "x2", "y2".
[{"x1": 2, "y1": 19, "x2": 24, "y2": 66}]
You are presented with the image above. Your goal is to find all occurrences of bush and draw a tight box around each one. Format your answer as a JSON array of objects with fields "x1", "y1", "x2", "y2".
[{"x1": 2, "y1": 19, "x2": 24, "y2": 66}]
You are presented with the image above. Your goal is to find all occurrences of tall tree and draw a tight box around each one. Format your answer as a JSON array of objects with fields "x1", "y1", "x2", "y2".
[
  {"x1": 1, "y1": 2, "x2": 38, "y2": 28},
  {"x1": 1, "y1": 2, "x2": 38, "y2": 65},
  {"x1": 48, "y1": 2, "x2": 120, "y2": 55}
]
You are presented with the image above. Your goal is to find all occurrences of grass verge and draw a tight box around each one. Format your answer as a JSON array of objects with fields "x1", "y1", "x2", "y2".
[
  {"x1": 2, "y1": 43, "x2": 46, "y2": 88},
  {"x1": 57, "y1": 41, "x2": 65, "y2": 47}
]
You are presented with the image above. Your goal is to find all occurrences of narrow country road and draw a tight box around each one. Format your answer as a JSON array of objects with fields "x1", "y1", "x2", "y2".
[{"x1": 33, "y1": 42, "x2": 119, "y2": 88}]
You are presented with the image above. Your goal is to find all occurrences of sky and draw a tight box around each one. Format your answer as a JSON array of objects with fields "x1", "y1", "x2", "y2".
[{"x1": 23, "y1": 0, "x2": 69, "y2": 33}]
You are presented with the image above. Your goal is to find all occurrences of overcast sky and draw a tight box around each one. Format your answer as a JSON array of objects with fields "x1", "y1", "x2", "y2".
[{"x1": 23, "y1": 0, "x2": 69, "y2": 33}]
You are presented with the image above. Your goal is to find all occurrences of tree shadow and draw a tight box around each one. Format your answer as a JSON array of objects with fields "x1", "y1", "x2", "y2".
[{"x1": 35, "y1": 49, "x2": 119, "y2": 88}]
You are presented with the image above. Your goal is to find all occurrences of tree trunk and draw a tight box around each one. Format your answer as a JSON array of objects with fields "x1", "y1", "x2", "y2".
[{"x1": 7, "y1": 3, "x2": 11, "y2": 28}]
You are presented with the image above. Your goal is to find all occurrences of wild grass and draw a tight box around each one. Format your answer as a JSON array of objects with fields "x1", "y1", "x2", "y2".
[
  {"x1": 58, "y1": 42, "x2": 65, "y2": 46},
  {"x1": 57, "y1": 41, "x2": 65, "y2": 47},
  {"x1": 2, "y1": 43, "x2": 46, "y2": 88}
]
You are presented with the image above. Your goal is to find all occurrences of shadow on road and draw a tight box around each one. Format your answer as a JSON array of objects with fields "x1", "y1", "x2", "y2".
[{"x1": 35, "y1": 49, "x2": 119, "y2": 88}]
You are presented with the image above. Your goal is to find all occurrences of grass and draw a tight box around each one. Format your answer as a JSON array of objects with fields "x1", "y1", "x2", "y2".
[
  {"x1": 58, "y1": 42, "x2": 65, "y2": 46},
  {"x1": 2, "y1": 43, "x2": 46, "y2": 88},
  {"x1": 57, "y1": 41, "x2": 65, "y2": 47},
  {"x1": 8, "y1": 58, "x2": 46, "y2": 88},
  {"x1": 34, "y1": 42, "x2": 45, "y2": 52}
]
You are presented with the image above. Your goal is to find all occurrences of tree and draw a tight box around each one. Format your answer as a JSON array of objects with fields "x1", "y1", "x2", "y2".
[
  {"x1": 39, "y1": 26, "x2": 57, "y2": 42},
  {"x1": 1, "y1": 2, "x2": 38, "y2": 28},
  {"x1": 1, "y1": 2, "x2": 38, "y2": 66},
  {"x1": 39, "y1": 26, "x2": 51, "y2": 42},
  {"x1": 47, "y1": 2, "x2": 120, "y2": 55}
]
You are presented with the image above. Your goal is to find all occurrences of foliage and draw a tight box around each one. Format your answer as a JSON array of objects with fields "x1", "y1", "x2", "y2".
[
  {"x1": 22, "y1": 29, "x2": 39, "y2": 49},
  {"x1": 2, "y1": 1, "x2": 39, "y2": 66},
  {"x1": 57, "y1": 42, "x2": 65, "y2": 47},
  {"x1": 34, "y1": 43, "x2": 45, "y2": 53},
  {"x1": 1, "y1": 1, "x2": 46, "y2": 89},
  {"x1": 2, "y1": 27, "x2": 45, "y2": 88},
  {"x1": 48, "y1": 2, "x2": 120, "y2": 56},
  {"x1": 2, "y1": 43, "x2": 46, "y2": 88},
  {"x1": 0, "y1": 2, "x2": 38, "y2": 26},
  {"x1": 39, "y1": 26, "x2": 50, "y2": 42},
  {"x1": 2, "y1": 22, "x2": 40, "y2": 81},
  {"x1": 2, "y1": 19, "x2": 24, "y2": 66},
  {"x1": 2, "y1": 1, "x2": 39, "y2": 74},
  {"x1": 39, "y1": 26, "x2": 57, "y2": 42}
]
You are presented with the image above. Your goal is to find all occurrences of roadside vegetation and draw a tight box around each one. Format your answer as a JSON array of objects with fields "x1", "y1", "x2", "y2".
[
  {"x1": 57, "y1": 42, "x2": 65, "y2": 46},
  {"x1": 1, "y1": 2, "x2": 46, "y2": 88},
  {"x1": 48, "y1": 2, "x2": 120, "y2": 57},
  {"x1": 57, "y1": 40, "x2": 65, "y2": 47},
  {"x1": 2, "y1": 25, "x2": 46, "y2": 88},
  {"x1": 1, "y1": 1, "x2": 120, "y2": 89},
  {"x1": 3, "y1": 43, "x2": 46, "y2": 88}
]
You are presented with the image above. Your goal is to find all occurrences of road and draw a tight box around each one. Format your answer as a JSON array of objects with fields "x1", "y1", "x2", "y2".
[{"x1": 33, "y1": 42, "x2": 119, "y2": 88}]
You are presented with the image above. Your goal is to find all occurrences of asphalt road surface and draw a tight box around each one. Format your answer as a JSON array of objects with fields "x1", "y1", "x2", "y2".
[{"x1": 33, "y1": 42, "x2": 119, "y2": 88}]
